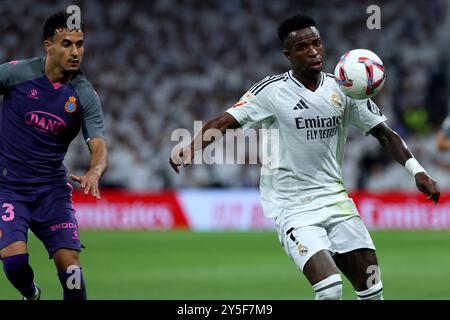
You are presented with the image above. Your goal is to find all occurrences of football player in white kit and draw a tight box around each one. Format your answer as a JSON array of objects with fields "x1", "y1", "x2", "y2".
[{"x1": 170, "y1": 15, "x2": 440, "y2": 300}]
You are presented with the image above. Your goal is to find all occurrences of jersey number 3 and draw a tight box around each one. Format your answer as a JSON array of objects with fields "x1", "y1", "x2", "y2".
[{"x1": 1, "y1": 203, "x2": 15, "y2": 221}]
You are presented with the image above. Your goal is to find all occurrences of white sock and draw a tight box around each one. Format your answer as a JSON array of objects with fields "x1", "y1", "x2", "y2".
[
  {"x1": 313, "y1": 274, "x2": 343, "y2": 300},
  {"x1": 356, "y1": 281, "x2": 384, "y2": 300}
]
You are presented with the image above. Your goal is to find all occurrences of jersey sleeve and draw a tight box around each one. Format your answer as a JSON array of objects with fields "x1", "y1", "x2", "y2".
[
  {"x1": 0, "y1": 58, "x2": 44, "y2": 95},
  {"x1": 78, "y1": 85, "x2": 106, "y2": 143},
  {"x1": 348, "y1": 98, "x2": 387, "y2": 135},
  {"x1": 225, "y1": 84, "x2": 275, "y2": 130},
  {"x1": 0, "y1": 61, "x2": 19, "y2": 95}
]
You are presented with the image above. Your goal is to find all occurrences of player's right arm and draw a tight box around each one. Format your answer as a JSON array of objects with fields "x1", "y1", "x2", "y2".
[
  {"x1": 70, "y1": 82, "x2": 108, "y2": 199},
  {"x1": 169, "y1": 82, "x2": 275, "y2": 173},
  {"x1": 169, "y1": 113, "x2": 240, "y2": 173}
]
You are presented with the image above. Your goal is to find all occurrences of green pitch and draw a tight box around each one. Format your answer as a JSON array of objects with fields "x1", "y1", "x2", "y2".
[{"x1": 0, "y1": 230, "x2": 449, "y2": 300}]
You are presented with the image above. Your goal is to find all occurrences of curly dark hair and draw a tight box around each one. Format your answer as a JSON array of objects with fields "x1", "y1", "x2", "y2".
[
  {"x1": 277, "y1": 15, "x2": 317, "y2": 47},
  {"x1": 43, "y1": 11, "x2": 84, "y2": 40}
]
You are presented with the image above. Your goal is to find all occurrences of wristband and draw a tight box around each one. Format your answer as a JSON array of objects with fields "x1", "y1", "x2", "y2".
[{"x1": 404, "y1": 158, "x2": 426, "y2": 176}]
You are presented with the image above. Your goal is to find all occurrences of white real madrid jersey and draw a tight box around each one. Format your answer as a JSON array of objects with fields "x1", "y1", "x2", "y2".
[{"x1": 226, "y1": 70, "x2": 387, "y2": 218}]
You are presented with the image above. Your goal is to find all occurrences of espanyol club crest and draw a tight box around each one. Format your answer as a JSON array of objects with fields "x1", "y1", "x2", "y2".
[{"x1": 64, "y1": 96, "x2": 78, "y2": 113}]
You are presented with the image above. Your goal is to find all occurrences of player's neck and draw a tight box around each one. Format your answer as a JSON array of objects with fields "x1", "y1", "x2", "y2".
[
  {"x1": 44, "y1": 58, "x2": 76, "y2": 84},
  {"x1": 293, "y1": 71, "x2": 321, "y2": 92}
]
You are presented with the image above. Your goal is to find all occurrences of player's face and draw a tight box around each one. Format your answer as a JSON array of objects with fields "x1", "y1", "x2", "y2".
[
  {"x1": 283, "y1": 27, "x2": 324, "y2": 76},
  {"x1": 45, "y1": 28, "x2": 84, "y2": 73}
]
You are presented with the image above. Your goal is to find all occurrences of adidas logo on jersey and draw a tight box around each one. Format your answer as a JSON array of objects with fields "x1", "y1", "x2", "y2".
[{"x1": 293, "y1": 99, "x2": 309, "y2": 110}]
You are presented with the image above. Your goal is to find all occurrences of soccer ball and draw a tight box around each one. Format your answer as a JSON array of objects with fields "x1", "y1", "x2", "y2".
[{"x1": 334, "y1": 49, "x2": 385, "y2": 99}]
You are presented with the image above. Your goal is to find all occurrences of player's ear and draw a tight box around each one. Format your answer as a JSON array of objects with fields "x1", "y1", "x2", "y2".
[
  {"x1": 43, "y1": 39, "x2": 53, "y2": 54},
  {"x1": 283, "y1": 49, "x2": 292, "y2": 62}
]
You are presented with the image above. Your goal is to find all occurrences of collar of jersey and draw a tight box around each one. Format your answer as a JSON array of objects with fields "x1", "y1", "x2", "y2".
[{"x1": 288, "y1": 70, "x2": 324, "y2": 92}]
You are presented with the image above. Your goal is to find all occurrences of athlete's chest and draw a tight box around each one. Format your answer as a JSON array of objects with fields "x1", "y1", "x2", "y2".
[
  {"x1": 273, "y1": 84, "x2": 346, "y2": 130},
  {"x1": 9, "y1": 77, "x2": 82, "y2": 135}
]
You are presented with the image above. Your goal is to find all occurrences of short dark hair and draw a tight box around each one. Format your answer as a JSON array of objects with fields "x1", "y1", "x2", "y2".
[
  {"x1": 277, "y1": 15, "x2": 317, "y2": 47},
  {"x1": 43, "y1": 11, "x2": 84, "y2": 40}
]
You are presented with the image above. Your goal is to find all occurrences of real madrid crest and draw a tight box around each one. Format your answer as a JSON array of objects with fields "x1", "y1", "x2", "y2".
[
  {"x1": 298, "y1": 244, "x2": 308, "y2": 256},
  {"x1": 64, "y1": 96, "x2": 78, "y2": 113},
  {"x1": 330, "y1": 92, "x2": 343, "y2": 108}
]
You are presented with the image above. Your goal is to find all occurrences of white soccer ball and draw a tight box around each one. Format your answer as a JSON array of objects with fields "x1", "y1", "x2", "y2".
[{"x1": 334, "y1": 49, "x2": 385, "y2": 99}]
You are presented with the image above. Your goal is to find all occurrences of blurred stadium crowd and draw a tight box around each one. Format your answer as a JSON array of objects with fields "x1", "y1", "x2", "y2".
[{"x1": 0, "y1": 0, "x2": 449, "y2": 191}]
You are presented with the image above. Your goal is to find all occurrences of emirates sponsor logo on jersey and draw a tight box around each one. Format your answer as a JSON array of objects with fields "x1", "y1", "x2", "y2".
[
  {"x1": 25, "y1": 111, "x2": 67, "y2": 135},
  {"x1": 295, "y1": 115, "x2": 343, "y2": 141},
  {"x1": 295, "y1": 115, "x2": 342, "y2": 129}
]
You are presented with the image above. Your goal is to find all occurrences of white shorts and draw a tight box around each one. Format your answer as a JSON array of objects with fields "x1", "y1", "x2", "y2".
[{"x1": 275, "y1": 198, "x2": 375, "y2": 271}]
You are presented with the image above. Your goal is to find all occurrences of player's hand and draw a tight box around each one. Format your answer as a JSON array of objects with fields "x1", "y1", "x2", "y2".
[
  {"x1": 415, "y1": 172, "x2": 440, "y2": 204},
  {"x1": 169, "y1": 146, "x2": 193, "y2": 174},
  {"x1": 69, "y1": 171, "x2": 101, "y2": 200}
]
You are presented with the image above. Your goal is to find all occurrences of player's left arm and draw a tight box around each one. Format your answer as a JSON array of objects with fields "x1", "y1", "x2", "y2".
[
  {"x1": 70, "y1": 138, "x2": 108, "y2": 200},
  {"x1": 71, "y1": 83, "x2": 108, "y2": 199},
  {"x1": 369, "y1": 122, "x2": 440, "y2": 203}
]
